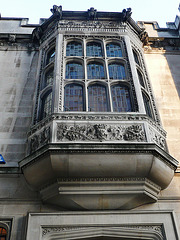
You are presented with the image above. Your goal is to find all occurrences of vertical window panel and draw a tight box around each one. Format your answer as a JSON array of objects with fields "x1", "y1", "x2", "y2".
[
  {"x1": 87, "y1": 62, "x2": 105, "y2": 79},
  {"x1": 66, "y1": 63, "x2": 83, "y2": 79},
  {"x1": 108, "y1": 63, "x2": 126, "y2": 79},
  {"x1": 88, "y1": 84, "x2": 108, "y2": 112},
  {"x1": 106, "y1": 43, "x2": 122, "y2": 57},
  {"x1": 64, "y1": 84, "x2": 84, "y2": 111},
  {"x1": 133, "y1": 50, "x2": 140, "y2": 66},
  {"x1": 142, "y1": 92, "x2": 153, "y2": 118},
  {"x1": 86, "y1": 42, "x2": 103, "y2": 57},
  {"x1": 137, "y1": 69, "x2": 145, "y2": 88},
  {"x1": 46, "y1": 48, "x2": 55, "y2": 65},
  {"x1": 41, "y1": 91, "x2": 52, "y2": 119},
  {"x1": 66, "y1": 41, "x2": 82, "y2": 56},
  {"x1": 44, "y1": 69, "x2": 54, "y2": 87},
  {"x1": 111, "y1": 84, "x2": 132, "y2": 112},
  {"x1": 0, "y1": 227, "x2": 7, "y2": 240}
]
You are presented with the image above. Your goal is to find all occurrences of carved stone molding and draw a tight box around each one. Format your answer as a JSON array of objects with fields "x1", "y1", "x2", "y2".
[
  {"x1": 56, "y1": 123, "x2": 146, "y2": 142},
  {"x1": 149, "y1": 126, "x2": 166, "y2": 150},
  {"x1": 29, "y1": 126, "x2": 50, "y2": 153},
  {"x1": 42, "y1": 225, "x2": 164, "y2": 239}
]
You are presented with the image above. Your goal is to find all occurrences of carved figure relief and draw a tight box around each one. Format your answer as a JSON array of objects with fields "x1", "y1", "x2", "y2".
[{"x1": 57, "y1": 123, "x2": 146, "y2": 142}]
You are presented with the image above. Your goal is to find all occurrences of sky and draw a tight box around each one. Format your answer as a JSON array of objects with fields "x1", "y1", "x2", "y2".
[{"x1": 0, "y1": 0, "x2": 180, "y2": 27}]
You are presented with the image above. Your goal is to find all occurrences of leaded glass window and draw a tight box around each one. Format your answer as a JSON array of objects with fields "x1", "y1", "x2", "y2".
[
  {"x1": 0, "y1": 227, "x2": 7, "y2": 240},
  {"x1": 133, "y1": 50, "x2": 140, "y2": 66},
  {"x1": 41, "y1": 91, "x2": 52, "y2": 119},
  {"x1": 111, "y1": 84, "x2": 132, "y2": 112},
  {"x1": 142, "y1": 92, "x2": 153, "y2": 118},
  {"x1": 108, "y1": 63, "x2": 126, "y2": 79},
  {"x1": 64, "y1": 84, "x2": 84, "y2": 111},
  {"x1": 66, "y1": 62, "x2": 83, "y2": 79},
  {"x1": 137, "y1": 69, "x2": 145, "y2": 88},
  {"x1": 46, "y1": 48, "x2": 55, "y2": 65},
  {"x1": 106, "y1": 43, "x2": 122, "y2": 57},
  {"x1": 66, "y1": 41, "x2": 82, "y2": 56},
  {"x1": 44, "y1": 69, "x2": 54, "y2": 87},
  {"x1": 88, "y1": 84, "x2": 108, "y2": 112},
  {"x1": 86, "y1": 42, "x2": 103, "y2": 57},
  {"x1": 87, "y1": 62, "x2": 105, "y2": 79}
]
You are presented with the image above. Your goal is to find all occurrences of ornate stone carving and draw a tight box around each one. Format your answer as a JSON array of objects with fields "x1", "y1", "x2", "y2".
[
  {"x1": 122, "y1": 8, "x2": 132, "y2": 21},
  {"x1": 50, "y1": 5, "x2": 62, "y2": 19},
  {"x1": 149, "y1": 127, "x2": 166, "y2": 150},
  {"x1": 57, "y1": 123, "x2": 146, "y2": 142},
  {"x1": 87, "y1": 7, "x2": 97, "y2": 21},
  {"x1": 29, "y1": 126, "x2": 50, "y2": 153}
]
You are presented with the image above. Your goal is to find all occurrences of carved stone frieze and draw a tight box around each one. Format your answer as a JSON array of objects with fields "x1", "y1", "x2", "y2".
[
  {"x1": 149, "y1": 126, "x2": 166, "y2": 150},
  {"x1": 29, "y1": 126, "x2": 50, "y2": 153},
  {"x1": 56, "y1": 123, "x2": 146, "y2": 142}
]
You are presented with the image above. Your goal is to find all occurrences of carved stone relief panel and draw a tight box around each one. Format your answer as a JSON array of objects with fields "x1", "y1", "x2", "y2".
[{"x1": 56, "y1": 123, "x2": 146, "y2": 142}]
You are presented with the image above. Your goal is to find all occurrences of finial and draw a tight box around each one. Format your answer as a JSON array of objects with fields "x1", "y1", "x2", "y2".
[{"x1": 50, "y1": 5, "x2": 62, "y2": 19}]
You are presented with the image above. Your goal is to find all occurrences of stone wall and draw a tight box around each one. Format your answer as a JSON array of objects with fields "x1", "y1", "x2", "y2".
[{"x1": 0, "y1": 45, "x2": 38, "y2": 165}]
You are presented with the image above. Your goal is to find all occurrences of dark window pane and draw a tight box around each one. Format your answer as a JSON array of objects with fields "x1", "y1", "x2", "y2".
[
  {"x1": 41, "y1": 91, "x2": 52, "y2": 119},
  {"x1": 87, "y1": 62, "x2": 105, "y2": 79},
  {"x1": 88, "y1": 84, "x2": 108, "y2": 112},
  {"x1": 137, "y1": 69, "x2": 145, "y2": 88},
  {"x1": 44, "y1": 69, "x2": 54, "y2": 87},
  {"x1": 86, "y1": 42, "x2": 102, "y2": 57},
  {"x1": 64, "y1": 84, "x2": 84, "y2": 111},
  {"x1": 66, "y1": 63, "x2": 83, "y2": 79},
  {"x1": 106, "y1": 43, "x2": 122, "y2": 57},
  {"x1": 108, "y1": 63, "x2": 126, "y2": 79},
  {"x1": 66, "y1": 41, "x2": 82, "y2": 56},
  {"x1": 133, "y1": 50, "x2": 140, "y2": 66},
  {"x1": 111, "y1": 84, "x2": 132, "y2": 112},
  {"x1": 0, "y1": 227, "x2": 7, "y2": 240},
  {"x1": 142, "y1": 92, "x2": 153, "y2": 118},
  {"x1": 46, "y1": 48, "x2": 55, "y2": 65}
]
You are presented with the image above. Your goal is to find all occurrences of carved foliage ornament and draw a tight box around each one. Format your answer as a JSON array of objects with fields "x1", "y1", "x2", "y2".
[
  {"x1": 57, "y1": 124, "x2": 146, "y2": 142},
  {"x1": 29, "y1": 126, "x2": 50, "y2": 153}
]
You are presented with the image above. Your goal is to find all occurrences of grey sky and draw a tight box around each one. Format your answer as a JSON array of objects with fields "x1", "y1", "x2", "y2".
[{"x1": 1, "y1": 0, "x2": 179, "y2": 27}]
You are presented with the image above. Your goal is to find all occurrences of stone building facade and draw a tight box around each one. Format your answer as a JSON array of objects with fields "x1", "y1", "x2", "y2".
[{"x1": 0, "y1": 5, "x2": 180, "y2": 240}]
